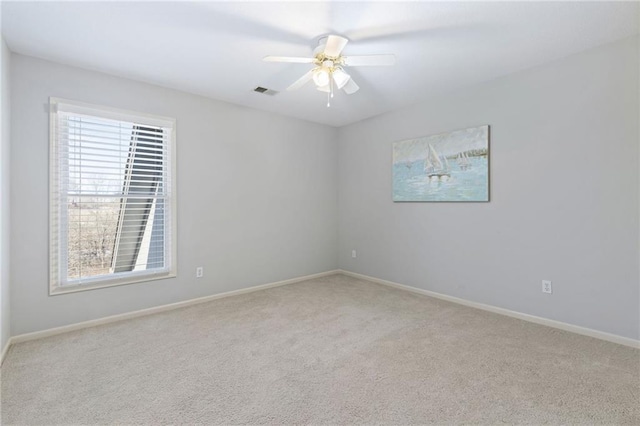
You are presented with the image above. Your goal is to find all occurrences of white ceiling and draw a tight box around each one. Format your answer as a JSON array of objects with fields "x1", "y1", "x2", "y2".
[{"x1": 2, "y1": 1, "x2": 638, "y2": 127}]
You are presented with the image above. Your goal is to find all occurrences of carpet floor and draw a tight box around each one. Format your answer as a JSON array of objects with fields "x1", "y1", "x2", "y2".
[{"x1": 1, "y1": 274, "x2": 639, "y2": 425}]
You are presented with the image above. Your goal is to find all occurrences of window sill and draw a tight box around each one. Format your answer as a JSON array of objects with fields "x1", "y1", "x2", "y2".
[{"x1": 49, "y1": 272, "x2": 177, "y2": 296}]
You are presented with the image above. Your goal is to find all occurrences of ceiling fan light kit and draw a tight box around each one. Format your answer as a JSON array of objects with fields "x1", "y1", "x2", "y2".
[
  {"x1": 264, "y1": 34, "x2": 395, "y2": 107},
  {"x1": 312, "y1": 67, "x2": 330, "y2": 87},
  {"x1": 332, "y1": 68, "x2": 351, "y2": 89}
]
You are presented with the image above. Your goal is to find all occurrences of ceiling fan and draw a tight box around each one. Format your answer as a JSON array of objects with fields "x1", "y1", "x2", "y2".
[{"x1": 263, "y1": 35, "x2": 396, "y2": 107}]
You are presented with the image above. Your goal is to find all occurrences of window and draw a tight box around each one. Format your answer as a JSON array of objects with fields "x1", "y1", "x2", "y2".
[{"x1": 50, "y1": 98, "x2": 176, "y2": 294}]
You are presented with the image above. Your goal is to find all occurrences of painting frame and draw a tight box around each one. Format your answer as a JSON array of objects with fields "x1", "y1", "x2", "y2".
[{"x1": 392, "y1": 125, "x2": 490, "y2": 203}]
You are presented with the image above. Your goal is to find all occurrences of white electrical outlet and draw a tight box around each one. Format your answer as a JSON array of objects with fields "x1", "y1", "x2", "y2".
[
  {"x1": 352, "y1": 250, "x2": 357, "y2": 259},
  {"x1": 542, "y1": 280, "x2": 552, "y2": 294},
  {"x1": 196, "y1": 267, "x2": 204, "y2": 278}
]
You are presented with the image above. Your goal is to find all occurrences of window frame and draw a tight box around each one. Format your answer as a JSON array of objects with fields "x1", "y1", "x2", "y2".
[{"x1": 49, "y1": 97, "x2": 177, "y2": 295}]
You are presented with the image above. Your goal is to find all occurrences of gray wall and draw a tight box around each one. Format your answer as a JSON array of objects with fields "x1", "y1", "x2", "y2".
[
  {"x1": 1, "y1": 37, "x2": 11, "y2": 349},
  {"x1": 10, "y1": 54, "x2": 339, "y2": 335},
  {"x1": 338, "y1": 36, "x2": 639, "y2": 340},
  {"x1": 7, "y1": 36, "x2": 639, "y2": 341}
]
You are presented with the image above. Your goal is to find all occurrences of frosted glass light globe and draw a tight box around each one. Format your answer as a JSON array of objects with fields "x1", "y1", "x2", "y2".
[{"x1": 313, "y1": 68, "x2": 330, "y2": 87}]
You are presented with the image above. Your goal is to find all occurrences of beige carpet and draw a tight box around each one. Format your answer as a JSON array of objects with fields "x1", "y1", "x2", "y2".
[{"x1": 1, "y1": 274, "x2": 639, "y2": 425}]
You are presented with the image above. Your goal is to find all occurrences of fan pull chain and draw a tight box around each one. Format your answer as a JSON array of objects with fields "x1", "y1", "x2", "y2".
[
  {"x1": 330, "y1": 75, "x2": 334, "y2": 98},
  {"x1": 327, "y1": 73, "x2": 334, "y2": 107}
]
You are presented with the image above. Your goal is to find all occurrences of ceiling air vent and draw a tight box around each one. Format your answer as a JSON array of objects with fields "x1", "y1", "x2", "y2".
[{"x1": 253, "y1": 86, "x2": 278, "y2": 96}]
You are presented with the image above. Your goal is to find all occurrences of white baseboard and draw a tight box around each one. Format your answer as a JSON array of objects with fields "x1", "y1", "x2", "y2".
[
  {"x1": 1, "y1": 336, "x2": 12, "y2": 366},
  {"x1": 9, "y1": 270, "x2": 340, "y2": 346},
  {"x1": 340, "y1": 269, "x2": 640, "y2": 349}
]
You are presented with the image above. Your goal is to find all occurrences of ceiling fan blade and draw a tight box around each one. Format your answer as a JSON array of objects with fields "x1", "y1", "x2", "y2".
[
  {"x1": 286, "y1": 69, "x2": 314, "y2": 91},
  {"x1": 343, "y1": 54, "x2": 396, "y2": 67},
  {"x1": 343, "y1": 78, "x2": 360, "y2": 95},
  {"x1": 264, "y1": 56, "x2": 316, "y2": 64},
  {"x1": 323, "y1": 35, "x2": 349, "y2": 57}
]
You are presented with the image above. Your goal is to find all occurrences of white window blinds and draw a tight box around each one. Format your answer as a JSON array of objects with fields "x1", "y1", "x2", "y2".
[{"x1": 50, "y1": 98, "x2": 176, "y2": 294}]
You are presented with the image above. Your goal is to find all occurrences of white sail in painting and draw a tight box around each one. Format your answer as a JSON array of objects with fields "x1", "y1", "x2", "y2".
[
  {"x1": 424, "y1": 144, "x2": 450, "y2": 179},
  {"x1": 428, "y1": 144, "x2": 443, "y2": 170},
  {"x1": 424, "y1": 157, "x2": 434, "y2": 173},
  {"x1": 457, "y1": 151, "x2": 471, "y2": 170}
]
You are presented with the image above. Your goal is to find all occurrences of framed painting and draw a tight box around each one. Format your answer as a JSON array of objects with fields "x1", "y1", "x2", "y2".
[{"x1": 392, "y1": 125, "x2": 490, "y2": 202}]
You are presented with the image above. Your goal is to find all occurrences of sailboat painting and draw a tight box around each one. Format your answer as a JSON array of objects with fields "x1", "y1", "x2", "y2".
[{"x1": 393, "y1": 125, "x2": 489, "y2": 202}]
